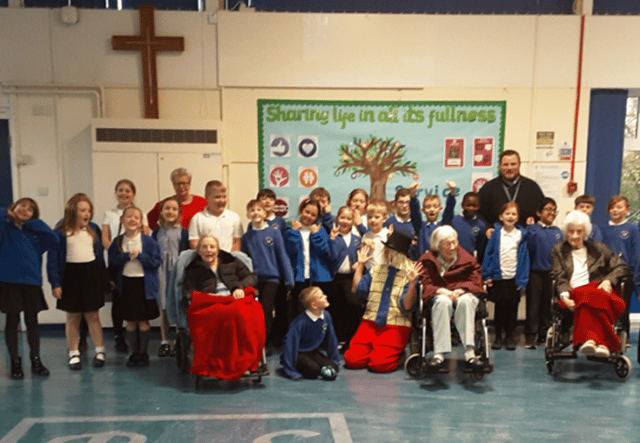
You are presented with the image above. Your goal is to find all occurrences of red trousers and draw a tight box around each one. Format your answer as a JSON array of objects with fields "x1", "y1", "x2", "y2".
[
  {"x1": 344, "y1": 319, "x2": 410, "y2": 373},
  {"x1": 570, "y1": 282, "x2": 626, "y2": 352}
]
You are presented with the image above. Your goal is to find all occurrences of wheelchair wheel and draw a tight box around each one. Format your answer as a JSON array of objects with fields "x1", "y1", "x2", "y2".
[
  {"x1": 545, "y1": 359, "x2": 554, "y2": 375},
  {"x1": 470, "y1": 369, "x2": 484, "y2": 381},
  {"x1": 404, "y1": 353, "x2": 425, "y2": 379},
  {"x1": 614, "y1": 356, "x2": 632, "y2": 380}
]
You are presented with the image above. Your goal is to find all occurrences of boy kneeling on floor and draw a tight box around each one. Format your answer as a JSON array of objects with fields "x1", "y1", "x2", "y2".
[{"x1": 280, "y1": 287, "x2": 340, "y2": 380}]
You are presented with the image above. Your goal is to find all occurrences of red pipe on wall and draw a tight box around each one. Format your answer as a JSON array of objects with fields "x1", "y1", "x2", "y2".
[{"x1": 567, "y1": 15, "x2": 585, "y2": 194}]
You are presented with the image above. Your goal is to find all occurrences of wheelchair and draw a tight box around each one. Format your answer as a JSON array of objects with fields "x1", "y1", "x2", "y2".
[
  {"x1": 544, "y1": 278, "x2": 633, "y2": 380},
  {"x1": 166, "y1": 249, "x2": 267, "y2": 387},
  {"x1": 404, "y1": 292, "x2": 493, "y2": 381}
]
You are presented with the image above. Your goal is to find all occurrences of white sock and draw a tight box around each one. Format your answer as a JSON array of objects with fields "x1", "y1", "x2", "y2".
[
  {"x1": 464, "y1": 346, "x2": 476, "y2": 361},
  {"x1": 95, "y1": 346, "x2": 106, "y2": 359},
  {"x1": 433, "y1": 353, "x2": 444, "y2": 362}
]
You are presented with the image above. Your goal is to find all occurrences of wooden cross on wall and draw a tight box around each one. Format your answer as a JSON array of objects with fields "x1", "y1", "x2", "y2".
[{"x1": 112, "y1": 6, "x2": 184, "y2": 119}]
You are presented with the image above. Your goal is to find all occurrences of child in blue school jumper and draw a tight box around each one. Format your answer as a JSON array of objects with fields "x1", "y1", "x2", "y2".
[
  {"x1": 328, "y1": 206, "x2": 362, "y2": 345},
  {"x1": 347, "y1": 188, "x2": 370, "y2": 235},
  {"x1": 242, "y1": 199, "x2": 294, "y2": 356},
  {"x1": 310, "y1": 187, "x2": 335, "y2": 234},
  {"x1": 410, "y1": 181, "x2": 455, "y2": 258},
  {"x1": 280, "y1": 286, "x2": 340, "y2": 380},
  {"x1": 384, "y1": 188, "x2": 417, "y2": 258},
  {"x1": 574, "y1": 194, "x2": 603, "y2": 242},
  {"x1": 1, "y1": 198, "x2": 58, "y2": 379},
  {"x1": 601, "y1": 195, "x2": 639, "y2": 336},
  {"x1": 523, "y1": 197, "x2": 562, "y2": 349},
  {"x1": 253, "y1": 188, "x2": 290, "y2": 346},
  {"x1": 285, "y1": 199, "x2": 333, "y2": 321},
  {"x1": 109, "y1": 206, "x2": 161, "y2": 368},
  {"x1": 151, "y1": 196, "x2": 189, "y2": 357},
  {"x1": 482, "y1": 201, "x2": 530, "y2": 351}
]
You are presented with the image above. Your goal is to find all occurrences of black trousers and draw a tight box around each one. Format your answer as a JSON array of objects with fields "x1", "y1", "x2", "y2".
[
  {"x1": 489, "y1": 279, "x2": 519, "y2": 338},
  {"x1": 525, "y1": 271, "x2": 552, "y2": 338},
  {"x1": 257, "y1": 281, "x2": 279, "y2": 338},
  {"x1": 296, "y1": 348, "x2": 339, "y2": 379},
  {"x1": 329, "y1": 273, "x2": 364, "y2": 343}
]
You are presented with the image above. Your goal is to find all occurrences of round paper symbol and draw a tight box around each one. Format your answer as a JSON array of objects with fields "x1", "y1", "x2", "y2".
[{"x1": 298, "y1": 138, "x2": 317, "y2": 158}]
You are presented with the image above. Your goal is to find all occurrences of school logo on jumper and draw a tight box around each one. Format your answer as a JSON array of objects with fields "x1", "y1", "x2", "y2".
[
  {"x1": 270, "y1": 135, "x2": 291, "y2": 158},
  {"x1": 265, "y1": 236, "x2": 273, "y2": 246},
  {"x1": 472, "y1": 226, "x2": 480, "y2": 236},
  {"x1": 298, "y1": 167, "x2": 318, "y2": 188},
  {"x1": 620, "y1": 230, "x2": 629, "y2": 240},
  {"x1": 269, "y1": 165, "x2": 290, "y2": 187},
  {"x1": 297, "y1": 136, "x2": 318, "y2": 158}
]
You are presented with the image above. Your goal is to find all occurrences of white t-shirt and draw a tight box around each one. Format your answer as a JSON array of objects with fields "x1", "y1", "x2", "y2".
[
  {"x1": 66, "y1": 229, "x2": 95, "y2": 263},
  {"x1": 188, "y1": 208, "x2": 243, "y2": 252},
  {"x1": 499, "y1": 228, "x2": 521, "y2": 280},
  {"x1": 121, "y1": 233, "x2": 144, "y2": 277}
]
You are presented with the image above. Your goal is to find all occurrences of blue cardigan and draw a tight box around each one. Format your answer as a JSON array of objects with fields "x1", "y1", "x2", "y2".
[
  {"x1": 329, "y1": 232, "x2": 361, "y2": 275},
  {"x1": 0, "y1": 208, "x2": 59, "y2": 286},
  {"x1": 108, "y1": 234, "x2": 161, "y2": 301},
  {"x1": 285, "y1": 226, "x2": 332, "y2": 283},
  {"x1": 481, "y1": 223, "x2": 530, "y2": 289},
  {"x1": 47, "y1": 222, "x2": 106, "y2": 289}
]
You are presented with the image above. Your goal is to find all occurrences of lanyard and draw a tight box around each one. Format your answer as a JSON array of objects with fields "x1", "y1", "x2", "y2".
[{"x1": 502, "y1": 179, "x2": 521, "y2": 203}]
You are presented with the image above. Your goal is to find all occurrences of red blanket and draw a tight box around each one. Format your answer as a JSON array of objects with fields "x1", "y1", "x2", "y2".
[
  {"x1": 569, "y1": 281, "x2": 626, "y2": 351},
  {"x1": 187, "y1": 288, "x2": 266, "y2": 380}
]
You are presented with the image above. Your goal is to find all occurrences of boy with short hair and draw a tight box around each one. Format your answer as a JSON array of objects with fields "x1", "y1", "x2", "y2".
[
  {"x1": 361, "y1": 201, "x2": 390, "y2": 270},
  {"x1": 280, "y1": 286, "x2": 340, "y2": 380},
  {"x1": 188, "y1": 180, "x2": 243, "y2": 251},
  {"x1": 449, "y1": 191, "x2": 487, "y2": 262},
  {"x1": 523, "y1": 197, "x2": 563, "y2": 349},
  {"x1": 242, "y1": 200, "x2": 294, "y2": 354},
  {"x1": 384, "y1": 188, "x2": 414, "y2": 238},
  {"x1": 309, "y1": 187, "x2": 334, "y2": 234},
  {"x1": 255, "y1": 188, "x2": 287, "y2": 233},
  {"x1": 601, "y1": 195, "x2": 638, "y2": 337},
  {"x1": 409, "y1": 181, "x2": 455, "y2": 257},
  {"x1": 574, "y1": 194, "x2": 602, "y2": 242}
]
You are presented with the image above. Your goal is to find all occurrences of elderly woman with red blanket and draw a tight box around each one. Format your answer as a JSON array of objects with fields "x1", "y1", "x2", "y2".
[
  {"x1": 183, "y1": 234, "x2": 263, "y2": 379},
  {"x1": 551, "y1": 210, "x2": 629, "y2": 358}
]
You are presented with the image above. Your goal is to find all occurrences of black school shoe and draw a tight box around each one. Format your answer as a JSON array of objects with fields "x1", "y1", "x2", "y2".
[
  {"x1": 11, "y1": 358, "x2": 24, "y2": 380},
  {"x1": 31, "y1": 356, "x2": 50, "y2": 376},
  {"x1": 491, "y1": 336, "x2": 503, "y2": 350},
  {"x1": 138, "y1": 353, "x2": 150, "y2": 367},
  {"x1": 158, "y1": 343, "x2": 172, "y2": 357},
  {"x1": 114, "y1": 335, "x2": 129, "y2": 353},
  {"x1": 126, "y1": 353, "x2": 140, "y2": 368}
]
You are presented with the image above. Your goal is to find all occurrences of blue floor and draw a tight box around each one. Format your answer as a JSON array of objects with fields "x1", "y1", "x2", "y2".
[{"x1": 1, "y1": 329, "x2": 639, "y2": 442}]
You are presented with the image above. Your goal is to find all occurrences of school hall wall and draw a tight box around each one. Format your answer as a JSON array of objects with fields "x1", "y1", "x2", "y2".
[{"x1": 0, "y1": 9, "x2": 637, "y2": 323}]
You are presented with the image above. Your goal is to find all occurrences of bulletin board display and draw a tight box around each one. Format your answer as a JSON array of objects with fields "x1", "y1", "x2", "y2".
[{"x1": 258, "y1": 100, "x2": 506, "y2": 218}]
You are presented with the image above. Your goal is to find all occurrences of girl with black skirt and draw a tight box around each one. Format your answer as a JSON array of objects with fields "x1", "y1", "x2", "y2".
[
  {"x1": 108, "y1": 206, "x2": 161, "y2": 368},
  {"x1": 1, "y1": 198, "x2": 58, "y2": 379},
  {"x1": 47, "y1": 193, "x2": 108, "y2": 370}
]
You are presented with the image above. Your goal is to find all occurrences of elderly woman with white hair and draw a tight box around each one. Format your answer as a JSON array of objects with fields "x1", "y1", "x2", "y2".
[
  {"x1": 551, "y1": 210, "x2": 629, "y2": 358},
  {"x1": 418, "y1": 225, "x2": 486, "y2": 369}
]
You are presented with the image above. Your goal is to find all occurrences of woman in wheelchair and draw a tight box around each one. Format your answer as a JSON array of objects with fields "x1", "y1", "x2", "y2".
[
  {"x1": 182, "y1": 234, "x2": 264, "y2": 379},
  {"x1": 550, "y1": 210, "x2": 629, "y2": 359},
  {"x1": 419, "y1": 226, "x2": 486, "y2": 370},
  {"x1": 183, "y1": 234, "x2": 257, "y2": 300}
]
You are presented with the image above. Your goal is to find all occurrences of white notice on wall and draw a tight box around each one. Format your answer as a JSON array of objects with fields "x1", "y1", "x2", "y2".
[{"x1": 532, "y1": 163, "x2": 569, "y2": 203}]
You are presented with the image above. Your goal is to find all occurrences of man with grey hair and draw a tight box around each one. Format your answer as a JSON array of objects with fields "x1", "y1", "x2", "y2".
[{"x1": 147, "y1": 167, "x2": 208, "y2": 229}]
